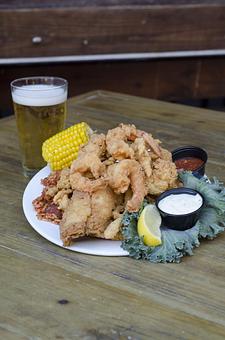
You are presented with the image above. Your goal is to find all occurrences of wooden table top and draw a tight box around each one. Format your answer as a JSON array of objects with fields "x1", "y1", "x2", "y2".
[{"x1": 1, "y1": 90, "x2": 225, "y2": 339}]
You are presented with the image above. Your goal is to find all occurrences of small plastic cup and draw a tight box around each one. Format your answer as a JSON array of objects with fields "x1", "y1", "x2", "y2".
[
  {"x1": 172, "y1": 146, "x2": 208, "y2": 178},
  {"x1": 155, "y1": 187, "x2": 204, "y2": 231}
]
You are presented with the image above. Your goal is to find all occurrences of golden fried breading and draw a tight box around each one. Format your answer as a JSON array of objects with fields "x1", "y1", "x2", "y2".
[
  {"x1": 71, "y1": 153, "x2": 105, "y2": 179},
  {"x1": 70, "y1": 172, "x2": 108, "y2": 193},
  {"x1": 104, "y1": 216, "x2": 123, "y2": 240},
  {"x1": 107, "y1": 159, "x2": 146, "y2": 212},
  {"x1": 146, "y1": 158, "x2": 178, "y2": 195},
  {"x1": 57, "y1": 168, "x2": 71, "y2": 190},
  {"x1": 132, "y1": 137, "x2": 152, "y2": 177},
  {"x1": 137, "y1": 130, "x2": 162, "y2": 158},
  {"x1": 60, "y1": 191, "x2": 91, "y2": 246},
  {"x1": 53, "y1": 189, "x2": 72, "y2": 211},
  {"x1": 86, "y1": 187, "x2": 117, "y2": 238},
  {"x1": 34, "y1": 123, "x2": 180, "y2": 245},
  {"x1": 160, "y1": 148, "x2": 173, "y2": 161},
  {"x1": 106, "y1": 123, "x2": 137, "y2": 160},
  {"x1": 79, "y1": 133, "x2": 106, "y2": 157},
  {"x1": 70, "y1": 133, "x2": 107, "y2": 194}
]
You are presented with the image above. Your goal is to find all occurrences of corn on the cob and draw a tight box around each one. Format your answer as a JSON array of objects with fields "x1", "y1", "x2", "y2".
[{"x1": 42, "y1": 122, "x2": 90, "y2": 171}]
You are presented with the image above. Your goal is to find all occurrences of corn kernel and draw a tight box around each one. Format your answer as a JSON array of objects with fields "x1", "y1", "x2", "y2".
[{"x1": 42, "y1": 122, "x2": 90, "y2": 171}]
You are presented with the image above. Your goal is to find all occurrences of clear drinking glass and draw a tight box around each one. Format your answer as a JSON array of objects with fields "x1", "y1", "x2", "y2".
[{"x1": 11, "y1": 77, "x2": 68, "y2": 178}]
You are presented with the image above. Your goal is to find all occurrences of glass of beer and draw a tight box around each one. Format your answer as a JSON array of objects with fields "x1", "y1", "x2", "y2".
[{"x1": 11, "y1": 77, "x2": 67, "y2": 178}]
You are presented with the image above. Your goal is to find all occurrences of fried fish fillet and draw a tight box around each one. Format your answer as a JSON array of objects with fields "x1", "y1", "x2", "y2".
[
  {"x1": 60, "y1": 191, "x2": 91, "y2": 246},
  {"x1": 86, "y1": 187, "x2": 117, "y2": 238}
]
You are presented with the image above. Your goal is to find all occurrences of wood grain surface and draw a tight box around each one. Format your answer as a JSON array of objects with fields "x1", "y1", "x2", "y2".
[
  {"x1": 0, "y1": 90, "x2": 225, "y2": 339},
  {"x1": 1, "y1": 1, "x2": 225, "y2": 58},
  {"x1": 2, "y1": 56, "x2": 225, "y2": 117}
]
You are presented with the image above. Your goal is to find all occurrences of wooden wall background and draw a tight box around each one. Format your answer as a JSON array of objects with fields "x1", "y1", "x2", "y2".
[{"x1": 1, "y1": 0, "x2": 225, "y2": 117}]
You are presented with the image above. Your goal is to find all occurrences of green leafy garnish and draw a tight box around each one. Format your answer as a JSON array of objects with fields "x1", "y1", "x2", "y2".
[
  {"x1": 121, "y1": 171, "x2": 225, "y2": 263},
  {"x1": 180, "y1": 172, "x2": 225, "y2": 214},
  {"x1": 197, "y1": 207, "x2": 225, "y2": 239}
]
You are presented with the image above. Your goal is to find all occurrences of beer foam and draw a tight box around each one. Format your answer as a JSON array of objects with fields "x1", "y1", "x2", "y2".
[{"x1": 12, "y1": 84, "x2": 67, "y2": 106}]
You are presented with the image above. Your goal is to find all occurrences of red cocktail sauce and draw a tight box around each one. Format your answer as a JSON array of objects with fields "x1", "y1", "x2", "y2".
[{"x1": 175, "y1": 157, "x2": 204, "y2": 171}]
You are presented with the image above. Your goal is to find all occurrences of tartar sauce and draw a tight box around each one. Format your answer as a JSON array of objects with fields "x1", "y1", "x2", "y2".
[{"x1": 158, "y1": 193, "x2": 203, "y2": 215}]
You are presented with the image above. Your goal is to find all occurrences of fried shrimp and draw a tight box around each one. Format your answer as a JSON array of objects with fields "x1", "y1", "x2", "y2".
[
  {"x1": 79, "y1": 133, "x2": 106, "y2": 157},
  {"x1": 106, "y1": 123, "x2": 137, "y2": 160},
  {"x1": 106, "y1": 123, "x2": 162, "y2": 161},
  {"x1": 70, "y1": 172, "x2": 108, "y2": 193},
  {"x1": 70, "y1": 133, "x2": 107, "y2": 193},
  {"x1": 108, "y1": 159, "x2": 146, "y2": 212},
  {"x1": 132, "y1": 137, "x2": 152, "y2": 177},
  {"x1": 137, "y1": 130, "x2": 162, "y2": 158},
  {"x1": 71, "y1": 153, "x2": 105, "y2": 179}
]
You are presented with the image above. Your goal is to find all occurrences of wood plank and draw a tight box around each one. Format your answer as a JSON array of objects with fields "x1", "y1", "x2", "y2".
[
  {"x1": 1, "y1": 56, "x2": 225, "y2": 117},
  {"x1": 1, "y1": 239, "x2": 225, "y2": 339},
  {"x1": 1, "y1": 2, "x2": 225, "y2": 58}
]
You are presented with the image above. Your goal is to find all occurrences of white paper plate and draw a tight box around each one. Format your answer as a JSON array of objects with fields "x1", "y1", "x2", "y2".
[{"x1": 22, "y1": 165, "x2": 128, "y2": 256}]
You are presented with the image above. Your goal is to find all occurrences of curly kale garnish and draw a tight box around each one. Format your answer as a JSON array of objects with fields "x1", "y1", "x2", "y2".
[
  {"x1": 122, "y1": 208, "x2": 150, "y2": 260},
  {"x1": 121, "y1": 172, "x2": 225, "y2": 263},
  {"x1": 150, "y1": 226, "x2": 200, "y2": 263},
  {"x1": 179, "y1": 172, "x2": 225, "y2": 214},
  {"x1": 197, "y1": 207, "x2": 225, "y2": 239},
  {"x1": 122, "y1": 214, "x2": 200, "y2": 263}
]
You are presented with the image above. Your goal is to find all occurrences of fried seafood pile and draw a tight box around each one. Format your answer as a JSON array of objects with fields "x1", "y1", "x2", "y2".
[{"x1": 33, "y1": 124, "x2": 179, "y2": 246}]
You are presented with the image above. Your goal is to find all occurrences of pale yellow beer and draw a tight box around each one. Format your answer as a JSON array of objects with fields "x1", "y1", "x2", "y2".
[{"x1": 11, "y1": 78, "x2": 67, "y2": 177}]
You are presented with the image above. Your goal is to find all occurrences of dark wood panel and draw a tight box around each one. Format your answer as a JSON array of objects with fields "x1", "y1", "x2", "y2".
[
  {"x1": 1, "y1": 3, "x2": 225, "y2": 58},
  {"x1": 197, "y1": 58, "x2": 225, "y2": 98},
  {"x1": 0, "y1": 1, "x2": 223, "y2": 9},
  {"x1": 1, "y1": 56, "x2": 225, "y2": 117}
]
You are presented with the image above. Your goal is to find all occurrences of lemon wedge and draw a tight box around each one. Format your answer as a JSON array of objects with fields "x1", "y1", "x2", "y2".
[{"x1": 137, "y1": 205, "x2": 162, "y2": 247}]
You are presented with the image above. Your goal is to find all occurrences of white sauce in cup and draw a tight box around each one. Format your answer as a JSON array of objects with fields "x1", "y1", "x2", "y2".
[{"x1": 158, "y1": 193, "x2": 203, "y2": 215}]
